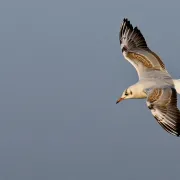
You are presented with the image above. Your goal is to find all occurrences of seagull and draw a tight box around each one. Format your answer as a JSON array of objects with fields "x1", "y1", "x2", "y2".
[{"x1": 116, "y1": 18, "x2": 180, "y2": 136}]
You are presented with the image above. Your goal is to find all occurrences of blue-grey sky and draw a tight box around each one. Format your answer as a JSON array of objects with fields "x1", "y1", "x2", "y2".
[{"x1": 0, "y1": 0, "x2": 180, "y2": 179}]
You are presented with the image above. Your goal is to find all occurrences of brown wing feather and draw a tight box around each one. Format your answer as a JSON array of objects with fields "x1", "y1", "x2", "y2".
[
  {"x1": 119, "y1": 18, "x2": 167, "y2": 78},
  {"x1": 146, "y1": 88, "x2": 180, "y2": 136},
  {"x1": 148, "y1": 50, "x2": 166, "y2": 70}
]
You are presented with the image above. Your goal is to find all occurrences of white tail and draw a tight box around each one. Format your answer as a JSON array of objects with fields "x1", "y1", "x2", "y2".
[{"x1": 173, "y1": 79, "x2": 180, "y2": 94}]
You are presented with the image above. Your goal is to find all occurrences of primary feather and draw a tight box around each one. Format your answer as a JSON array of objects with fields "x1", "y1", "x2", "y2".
[{"x1": 119, "y1": 18, "x2": 167, "y2": 79}]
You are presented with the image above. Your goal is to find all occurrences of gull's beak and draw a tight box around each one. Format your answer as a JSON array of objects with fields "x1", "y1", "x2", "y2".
[{"x1": 116, "y1": 97, "x2": 124, "y2": 104}]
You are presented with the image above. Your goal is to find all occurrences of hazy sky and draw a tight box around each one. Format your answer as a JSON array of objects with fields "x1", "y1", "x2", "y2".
[{"x1": 0, "y1": 0, "x2": 180, "y2": 179}]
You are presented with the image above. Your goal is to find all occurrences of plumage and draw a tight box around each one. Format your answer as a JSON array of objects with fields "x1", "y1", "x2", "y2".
[
  {"x1": 117, "y1": 18, "x2": 180, "y2": 136},
  {"x1": 119, "y1": 18, "x2": 167, "y2": 79},
  {"x1": 146, "y1": 87, "x2": 180, "y2": 136}
]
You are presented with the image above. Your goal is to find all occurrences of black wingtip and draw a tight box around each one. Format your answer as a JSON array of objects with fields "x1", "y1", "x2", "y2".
[
  {"x1": 120, "y1": 18, "x2": 148, "y2": 50},
  {"x1": 120, "y1": 18, "x2": 133, "y2": 38},
  {"x1": 123, "y1": 18, "x2": 129, "y2": 22}
]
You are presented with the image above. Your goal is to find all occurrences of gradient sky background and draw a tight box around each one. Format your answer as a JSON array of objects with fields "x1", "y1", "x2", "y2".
[{"x1": 0, "y1": 0, "x2": 180, "y2": 179}]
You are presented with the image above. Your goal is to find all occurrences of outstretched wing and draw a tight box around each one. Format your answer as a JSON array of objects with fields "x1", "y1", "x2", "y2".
[
  {"x1": 145, "y1": 87, "x2": 180, "y2": 136},
  {"x1": 119, "y1": 18, "x2": 168, "y2": 79}
]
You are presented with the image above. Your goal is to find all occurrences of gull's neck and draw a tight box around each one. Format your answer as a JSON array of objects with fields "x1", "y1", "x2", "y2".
[{"x1": 130, "y1": 83, "x2": 147, "y2": 99}]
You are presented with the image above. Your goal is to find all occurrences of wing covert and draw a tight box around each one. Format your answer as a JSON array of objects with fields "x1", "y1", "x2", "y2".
[
  {"x1": 145, "y1": 87, "x2": 180, "y2": 136},
  {"x1": 119, "y1": 18, "x2": 168, "y2": 79}
]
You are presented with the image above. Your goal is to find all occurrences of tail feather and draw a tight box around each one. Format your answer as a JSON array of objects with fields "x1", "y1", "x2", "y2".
[{"x1": 173, "y1": 79, "x2": 180, "y2": 94}]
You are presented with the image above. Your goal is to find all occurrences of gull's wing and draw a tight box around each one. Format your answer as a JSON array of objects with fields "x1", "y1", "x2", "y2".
[
  {"x1": 119, "y1": 18, "x2": 168, "y2": 79},
  {"x1": 145, "y1": 87, "x2": 180, "y2": 136}
]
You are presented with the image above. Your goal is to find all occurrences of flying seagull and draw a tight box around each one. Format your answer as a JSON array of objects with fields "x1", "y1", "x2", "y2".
[{"x1": 116, "y1": 18, "x2": 180, "y2": 136}]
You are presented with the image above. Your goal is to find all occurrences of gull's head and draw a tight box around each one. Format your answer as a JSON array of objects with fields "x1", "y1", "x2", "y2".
[{"x1": 116, "y1": 87, "x2": 133, "y2": 104}]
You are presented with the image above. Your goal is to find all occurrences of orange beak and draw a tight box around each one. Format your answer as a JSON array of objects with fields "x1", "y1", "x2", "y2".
[{"x1": 116, "y1": 97, "x2": 124, "y2": 104}]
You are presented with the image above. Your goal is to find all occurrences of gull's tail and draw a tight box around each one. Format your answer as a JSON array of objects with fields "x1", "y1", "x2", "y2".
[{"x1": 173, "y1": 79, "x2": 180, "y2": 94}]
